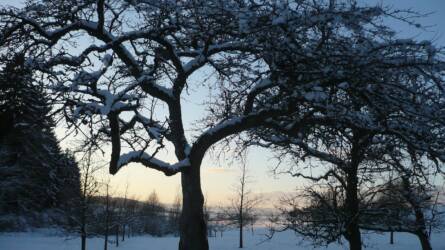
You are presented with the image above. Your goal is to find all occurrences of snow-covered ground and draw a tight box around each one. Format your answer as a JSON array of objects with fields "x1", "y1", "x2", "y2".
[{"x1": 1, "y1": 228, "x2": 444, "y2": 250}]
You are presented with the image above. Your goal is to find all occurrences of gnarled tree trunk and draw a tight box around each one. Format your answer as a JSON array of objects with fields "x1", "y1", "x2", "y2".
[
  {"x1": 179, "y1": 164, "x2": 208, "y2": 250},
  {"x1": 416, "y1": 230, "x2": 432, "y2": 250},
  {"x1": 413, "y1": 208, "x2": 432, "y2": 250}
]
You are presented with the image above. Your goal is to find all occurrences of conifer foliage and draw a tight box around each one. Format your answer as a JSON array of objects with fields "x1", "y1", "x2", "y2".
[{"x1": 0, "y1": 54, "x2": 80, "y2": 226}]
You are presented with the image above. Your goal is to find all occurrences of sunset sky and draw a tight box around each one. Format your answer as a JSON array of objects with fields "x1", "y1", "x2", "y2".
[{"x1": 2, "y1": 0, "x2": 445, "y2": 206}]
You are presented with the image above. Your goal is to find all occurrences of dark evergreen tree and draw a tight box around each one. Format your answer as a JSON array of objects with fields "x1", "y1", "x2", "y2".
[{"x1": 0, "y1": 54, "x2": 80, "y2": 226}]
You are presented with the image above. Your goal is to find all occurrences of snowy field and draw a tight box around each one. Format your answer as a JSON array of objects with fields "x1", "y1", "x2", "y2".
[{"x1": 1, "y1": 229, "x2": 445, "y2": 250}]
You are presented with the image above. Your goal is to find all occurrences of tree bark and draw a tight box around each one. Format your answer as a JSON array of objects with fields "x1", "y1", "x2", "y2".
[
  {"x1": 346, "y1": 221, "x2": 362, "y2": 250},
  {"x1": 344, "y1": 133, "x2": 366, "y2": 250},
  {"x1": 122, "y1": 224, "x2": 125, "y2": 242},
  {"x1": 81, "y1": 233, "x2": 86, "y2": 250},
  {"x1": 413, "y1": 207, "x2": 432, "y2": 250},
  {"x1": 416, "y1": 230, "x2": 432, "y2": 250},
  {"x1": 345, "y1": 167, "x2": 362, "y2": 250},
  {"x1": 179, "y1": 165, "x2": 208, "y2": 250}
]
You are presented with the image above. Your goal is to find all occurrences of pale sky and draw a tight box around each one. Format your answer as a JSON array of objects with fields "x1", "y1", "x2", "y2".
[{"x1": 2, "y1": 0, "x2": 445, "y2": 206}]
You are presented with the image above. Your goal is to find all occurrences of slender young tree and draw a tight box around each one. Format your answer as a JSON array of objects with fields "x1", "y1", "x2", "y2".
[
  {"x1": 120, "y1": 182, "x2": 129, "y2": 242},
  {"x1": 103, "y1": 181, "x2": 111, "y2": 250},
  {"x1": 222, "y1": 163, "x2": 261, "y2": 248},
  {"x1": 78, "y1": 151, "x2": 101, "y2": 250}
]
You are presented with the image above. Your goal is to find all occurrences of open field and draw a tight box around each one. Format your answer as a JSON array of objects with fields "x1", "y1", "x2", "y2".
[{"x1": 1, "y1": 228, "x2": 444, "y2": 250}]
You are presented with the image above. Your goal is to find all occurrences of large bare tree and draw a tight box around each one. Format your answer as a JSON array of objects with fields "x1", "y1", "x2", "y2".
[
  {"x1": 1, "y1": 1, "x2": 445, "y2": 250},
  {"x1": 234, "y1": 2, "x2": 445, "y2": 250},
  {"x1": 0, "y1": 1, "x2": 291, "y2": 249}
]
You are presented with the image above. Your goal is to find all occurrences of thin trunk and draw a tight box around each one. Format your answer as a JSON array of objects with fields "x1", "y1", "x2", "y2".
[
  {"x1": 81, "y1": 208, "x2": 87, "y2": 250},
  {"x1": 179, "y1": 165, "x2": 208, "y2": 250},
  {"x1": 122, "y1": 224, "x2": 125, "y2": 242},
  {"x1": 239, "y1": 162, "x2": 246, "y2": 249},
  {"x1": 81, "y1": 154, "x2": 90, "y2": 250},
  {"x1": 104, "y1": 186, "x2": 110, "y2": 250},
  {"x1": 239, "y1": 192, "x2": 244, "y2": 248},
  {"x1": 115, "y1": 225, "x2": 119, "y2": 247},
  {"x1": 239, "y1": 215, "x2": 243, "y2": 248},
  {"x1": 390, "y1": 231, "x2": 394, "y2": 244},
  {"x1": 104, "y1": 224, "x2": 108, "y2": 250},
  {"x1": 104, "y1": 230, "x2": 108, "y2": 250}
]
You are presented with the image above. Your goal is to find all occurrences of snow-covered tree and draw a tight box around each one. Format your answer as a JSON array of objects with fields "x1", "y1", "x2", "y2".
[
  {"x1": 362, "y1": 148, "x2": 443, "y2": 250},
  {"x1": 1, "y1": 1, "x2": 444, "y2": 249},
  {"x1": 229, "y1": 2, "x2": 445, "y2": 250},
  {"x1": 0, "y1": 1, "x2": 296, "y2": 247},
  {"x1": 0, "y1": 54, "x2": 80, "y2": 227}
]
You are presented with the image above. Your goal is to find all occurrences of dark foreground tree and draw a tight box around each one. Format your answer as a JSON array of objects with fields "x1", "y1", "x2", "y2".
[
  {"x1": 0, "y1": 1, "x2": 298, "y2": 248},
  {"x1": 0, "y1": 54, "x2": 80, "y2": 228}
]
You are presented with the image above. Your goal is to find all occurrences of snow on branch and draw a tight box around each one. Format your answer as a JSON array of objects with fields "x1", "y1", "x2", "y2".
[{"x1": 114, "y1": 150, "x2": 189, "y2": 176}]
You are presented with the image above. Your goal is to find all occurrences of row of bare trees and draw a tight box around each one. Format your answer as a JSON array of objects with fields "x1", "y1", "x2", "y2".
[
  {"x1": 68, "y1": 151, "x2": 185, "y2": 250},
  {"x1": 70, "y1": 147, "x2": 263, "y2": 250},
  {"x1": 273, "y1": 173, "x2": 443, "y2": 249}
]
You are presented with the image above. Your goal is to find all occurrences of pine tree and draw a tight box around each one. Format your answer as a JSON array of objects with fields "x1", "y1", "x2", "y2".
[{"x1": 0, "y1": 54, "x2": 80, "y2": 221}]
